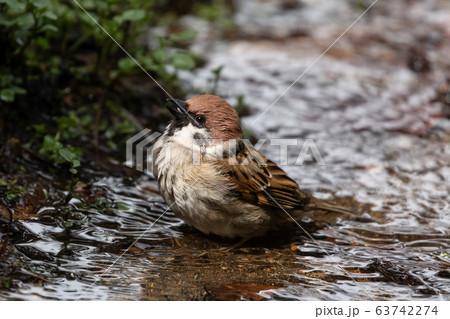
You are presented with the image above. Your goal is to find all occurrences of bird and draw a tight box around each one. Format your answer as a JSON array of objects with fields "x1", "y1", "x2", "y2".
[{"x1": 152, "y1": 94, "x2": 353, "y2": 242}]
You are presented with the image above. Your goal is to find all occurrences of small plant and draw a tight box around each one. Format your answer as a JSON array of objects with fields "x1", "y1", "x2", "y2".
[
  {"x1": 2, "y1": 277, "x2": 12, "y2": 289},
  {"x1": 234, "y1": 94, "x2": 251, "y2": 117},
  {"x1": 0, "y1": 179, "x2": 26, "y2": 201},
  {"x1": 38, "y1": 135, "x2": 81, "y2": 174},
  {"x1": 0, "y1": 0, "x2": 61, "y2": 99},
  {"x1": 0, "y1": 74, "x2": 26, "y2": 103},
  {"x1": 1, "y1": 0, "x2": 203, "y2": 178},
  {"x1": 209, "y1": 65, "x2": 224, "y2": 95},
  {"x1": 192, "y1": 0, "x2": 235, "y2": 32}
]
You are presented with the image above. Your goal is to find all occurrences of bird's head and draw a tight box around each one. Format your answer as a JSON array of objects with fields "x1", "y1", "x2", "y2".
[{"x1": 166, "y1": 94, "x2": 242, "y2": 144}]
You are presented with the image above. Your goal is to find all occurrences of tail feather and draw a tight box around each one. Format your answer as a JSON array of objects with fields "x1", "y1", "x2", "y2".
[{"x1": 306, "y1": 198, "x2": 356, "y2": 217}]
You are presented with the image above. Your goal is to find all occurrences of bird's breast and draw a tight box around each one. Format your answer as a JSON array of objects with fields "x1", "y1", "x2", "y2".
[
  {"x1": 153, "y1": 139, "x2": 230, "y2": 206},
  {"x1": 151, "y1": 136, "x2": 277, "y2": 238}
]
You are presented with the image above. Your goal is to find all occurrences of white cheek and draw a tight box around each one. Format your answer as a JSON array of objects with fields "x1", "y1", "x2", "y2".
[
  {"x1": 172, "y1": 123, "x2": 210, "y2": 150},
  {"x1": 153, "y1": 124, "x2": 211, "y2": 175}
]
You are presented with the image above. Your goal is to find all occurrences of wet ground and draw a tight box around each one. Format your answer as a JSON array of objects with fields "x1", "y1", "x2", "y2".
[{"x1": 1, "y1": 0, "x2": 450, "y2": 300}]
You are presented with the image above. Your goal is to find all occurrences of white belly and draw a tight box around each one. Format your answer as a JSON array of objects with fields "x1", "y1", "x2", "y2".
[{"x1": 152, "y1": 137, "x2": 274, "y2": 238}]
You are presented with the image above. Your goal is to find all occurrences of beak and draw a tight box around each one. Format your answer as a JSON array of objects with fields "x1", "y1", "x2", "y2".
[{"x1": 167, "y1": 98, "x2": 188, "y2": 121}]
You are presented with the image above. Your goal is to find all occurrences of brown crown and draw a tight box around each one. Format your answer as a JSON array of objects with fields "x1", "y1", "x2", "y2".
[{"x1": 186, "y1": 94, "x2": 243, "y2": 141}]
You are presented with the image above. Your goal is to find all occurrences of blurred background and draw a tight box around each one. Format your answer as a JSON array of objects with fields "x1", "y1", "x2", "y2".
[{"x1": 0, "y1": 0, "x2": 449, "y2": 300}]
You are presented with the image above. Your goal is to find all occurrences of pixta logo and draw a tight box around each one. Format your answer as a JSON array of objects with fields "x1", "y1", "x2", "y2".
[
  {"x1": 126, "y1": 129, "x2": 326, "y2": 174},
  {"x1": 126, "y1": 129, "x2": 161, "y2": 174}
]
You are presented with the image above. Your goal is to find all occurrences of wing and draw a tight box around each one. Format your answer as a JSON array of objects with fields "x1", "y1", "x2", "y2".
[{"x1": 214, "y1": 141, "x2": 310, "y2": 210}]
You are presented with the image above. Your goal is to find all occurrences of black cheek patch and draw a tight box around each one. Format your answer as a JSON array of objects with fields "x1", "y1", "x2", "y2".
[
  {"x1": 222, "y1": 149, "x2": 229, "y2": 159},
  {"x1": 167, "y1": 118, "x2": 189, "y2": 136},
  {"x1": 193, "y1": 133, "x2": 204, "y2": 140}
]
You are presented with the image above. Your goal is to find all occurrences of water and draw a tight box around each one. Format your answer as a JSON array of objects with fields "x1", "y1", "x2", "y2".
[{"x1": 1, "y1": 0, "x2": 450, "y2": 300}]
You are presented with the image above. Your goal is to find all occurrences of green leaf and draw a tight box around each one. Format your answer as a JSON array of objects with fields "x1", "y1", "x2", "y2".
[
  {"x1": 40, "y1": 24, "x2": 58, "y2": 32},
  {"x1": 69, "y1": 168, "x2": 77, "y2": 174},
  {"x1": 72, "y1": 160, "x2": 80, "y2": 168},
  {"x1": 64, "y1": 221, "x2": 74, "y2": 228},
  {"x1": 114, "y1": 9, "x2": 145, "y2": 24},
  {"x1": 169, "y1": 30, "x2": 197, "y2": 42},
  {"x1": 0, "y1": 74, "x2": 14, "y2": 86},
  {"x1": 116, "y1": 203, "x2": 130, "y2": 211},
  {"x1": 0, "y1": 89, "x2": 15, "y2": 102},
  {"x1": 14, "y1": 12, "x2": 34, "y2": 31},
  {"x1": 153, "y1": 48, "x2": 168, "y2": 63},
  {"x1": 39, "y1": 135, "x2": 62, "y2": 160},
  {"x1": 3, "y1": 277, "x2": 12, "y2": 289},
  {"x1": 36, "y1": 37, "x2": 50, "y2": 49},
  {"x1": 10, "y1": 86, "x2": 26, "y2": 95},
  {"x1": 140, "y1": 56, "x2": 156, "y2": 71},
  {"x1": 0, "y1": 179, "x2": 8, "y2": 187},
  {"x1": 54, "y1": 116, "x2": 77, "y2": 132},
  {"x1": 118, "y1": 57, "x2": 136, "y2": 71},
  {"x1": 32, "y1": 0, "x2": 49, "y2": 9},
  {"x1": 212, "y1": 65, "x2": 224, "y2": 75},
  {"x1": 171, "y1": 52, "x2": 196, "y2": 70},
  {"x1": 1, "y1": 0, "x2": 26, "y2": 12},
  {"x1": 59, "y1": 148, "x2": 75, "y2": 162},
  {"x1": 43, "y1": 11, "x2": 57, "y2": 20},
  {"x1": 6, "y1": 193, "x2": 16, "y2": 200},
  {"x1": 0, "y1": 13, "x2": 16, "y2": 27},
  {"x1": 122, "y1": 9, "x2": 145, "y2": 21},
  {"x1": 79, "y1": 11, "x2": 98, "y2": 27}
]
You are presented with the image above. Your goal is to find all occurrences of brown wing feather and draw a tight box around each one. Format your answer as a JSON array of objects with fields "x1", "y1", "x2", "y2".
[{"x1": 215, "y1": 142, "x2": 310, "y2": 210}]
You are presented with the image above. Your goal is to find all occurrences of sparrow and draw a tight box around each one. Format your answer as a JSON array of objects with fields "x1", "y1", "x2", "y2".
[{"x1": 152, "y1": 94, "x2": 353, "y2": 240}]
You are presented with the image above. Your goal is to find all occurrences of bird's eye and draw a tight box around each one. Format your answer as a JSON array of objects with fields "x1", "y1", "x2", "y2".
[{"x1": 195, "y1": 115, "x2": 206, "y2": 125}]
